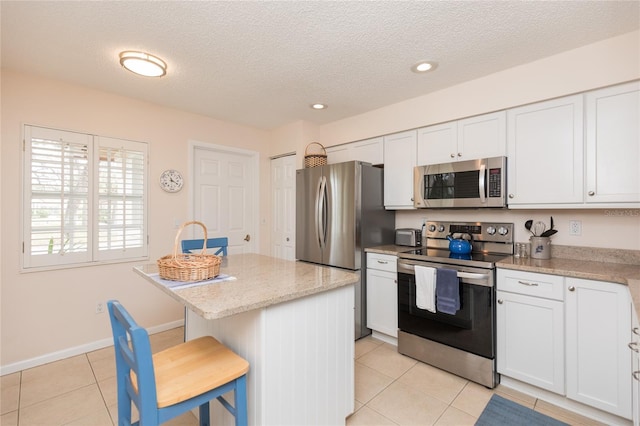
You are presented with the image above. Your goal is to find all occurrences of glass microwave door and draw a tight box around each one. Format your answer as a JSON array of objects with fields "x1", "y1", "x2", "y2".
[{"x1": 424, "y1": 170, "x2": 481, "y2": 200}]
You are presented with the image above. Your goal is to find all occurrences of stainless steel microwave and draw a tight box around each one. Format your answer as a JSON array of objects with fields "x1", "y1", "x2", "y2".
[{"x1": 413, "y1": 156, "x2": 507, "y2": 208}]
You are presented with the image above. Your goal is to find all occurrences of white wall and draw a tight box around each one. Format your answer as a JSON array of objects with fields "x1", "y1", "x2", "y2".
[{"x1": 0, "y1": 71, "x2": 272, "y2": 370}]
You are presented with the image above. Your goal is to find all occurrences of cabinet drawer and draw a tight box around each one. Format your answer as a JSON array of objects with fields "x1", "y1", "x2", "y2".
[
  {"x1": 497, "y1": 269, "x2": 564, "y2": 301},
  {"x1": 366, "y1": 253, "x2": 397, "y2": 273}
]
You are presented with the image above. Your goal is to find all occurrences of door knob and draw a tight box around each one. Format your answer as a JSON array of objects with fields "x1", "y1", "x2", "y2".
[{"x1": 244, "y1": 234, "x2": 251, "y2": 242}]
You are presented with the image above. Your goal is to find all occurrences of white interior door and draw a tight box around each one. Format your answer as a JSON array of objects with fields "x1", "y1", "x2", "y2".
[
  {"x1": 192, "y1": 144, "x2": 258, "y2": 255},
  {"x1": 270, "y1": 154, "x2": 296, "y2": 260}
]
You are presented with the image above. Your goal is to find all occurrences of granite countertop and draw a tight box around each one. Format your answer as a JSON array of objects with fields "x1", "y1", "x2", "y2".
[{"x1": 134, "y1": 253, "x2": 359, "y2": 320}]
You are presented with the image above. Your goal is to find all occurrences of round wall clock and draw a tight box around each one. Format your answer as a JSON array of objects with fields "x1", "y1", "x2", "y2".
[{"x1": 159, "y1": 169, "x2": 184, "y2": 193}]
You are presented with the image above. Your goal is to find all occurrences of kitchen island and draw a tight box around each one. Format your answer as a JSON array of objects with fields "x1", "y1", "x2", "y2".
[{"x1": 135, "y1": 253, "x2": 359, "y2": 426}]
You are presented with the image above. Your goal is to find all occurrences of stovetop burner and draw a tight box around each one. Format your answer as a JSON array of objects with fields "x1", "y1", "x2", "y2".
[{"x1": 398, "y1": 221, "x2": 514, "y2": 269}]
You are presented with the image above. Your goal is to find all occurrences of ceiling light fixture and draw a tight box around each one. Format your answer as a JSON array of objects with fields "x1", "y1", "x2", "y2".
[
  {"x1": 119, "y1": 51, "x2": 167, "y2": 77},
  {"x1": 310, "y1": 103, "x2": 327, "y2": 110},
  {"x1": 411, "y1": 61, "x2": 438, "y2": 73}
]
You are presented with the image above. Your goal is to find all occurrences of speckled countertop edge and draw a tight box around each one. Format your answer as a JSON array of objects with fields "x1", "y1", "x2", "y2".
[{"x1": 134, "y1": 253, "x2": 359, "y2": 320}]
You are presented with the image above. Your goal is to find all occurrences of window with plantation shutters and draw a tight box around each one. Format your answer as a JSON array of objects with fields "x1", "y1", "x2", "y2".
[{"x1": 23, "y1": 125, "x2": 148, "y2": 269}]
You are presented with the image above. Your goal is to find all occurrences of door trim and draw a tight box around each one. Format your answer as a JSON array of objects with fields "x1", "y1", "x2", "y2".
[{"x1": 188, "y1": 140, "x2": 260, "y2": 253}]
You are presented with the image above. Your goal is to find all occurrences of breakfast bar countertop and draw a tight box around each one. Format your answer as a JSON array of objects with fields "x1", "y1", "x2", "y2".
[{"x1": 134, "y1": 253, "x2": 359, "y2": 320}]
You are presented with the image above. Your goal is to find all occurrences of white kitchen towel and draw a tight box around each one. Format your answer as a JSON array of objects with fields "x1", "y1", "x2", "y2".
[{"x1": 415, "y1": 265, "x2": 436, "y2": 313}]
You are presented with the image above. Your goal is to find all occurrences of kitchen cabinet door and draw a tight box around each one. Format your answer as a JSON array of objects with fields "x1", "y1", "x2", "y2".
[
  {"x1": 496, "y1": 269, "x2": 565, "y2": 394},
  {"x1": 585, "y1": 81, "x2": 640, "y2": 204},
  {"x1": 416, "y1": 111, "x2": 506, "y2": 166},
  {"x1": 351, "y1": 137, "x2": 383, "y2": 165},
  {"x1": 496, "y1": 290, "x2": 564, "y2": 394},
  {"x1": 457, "y1": 111, "x2": 506, "y2": 161},
  {"x1": 366, "y1": 253, "x2": 398, "y2": 340},
  {"x1": 506, "y1": 95, "x2": 584, "y2": 206},
  {"x1": 565, "y1": 278, "x2": 633, "y2": 419},
  {"x1": 383, "y1": 130, "x2": 417, "y2": 209},
  {"x1": 417, "y1": 122, "x2": 457, "y2": 165},
  {"x1": 326, "y1": 144, "x2": 351, "y2": 164},
  {"x1": 327, "y1": 137, "x2": 384, "y2": 165}
]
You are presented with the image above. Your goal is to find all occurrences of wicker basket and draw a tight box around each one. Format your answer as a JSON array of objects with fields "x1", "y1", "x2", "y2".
[
  {"x1": 304, "y1": 142, "x2": 327, "y2": 168},
  {"x1": 157, "y1": 221, "x2": 222, "y2": 282}
]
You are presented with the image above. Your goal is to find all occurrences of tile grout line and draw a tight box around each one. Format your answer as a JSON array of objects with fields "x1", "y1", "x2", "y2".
[{"x1": 86, "y1": 352, "x2": 116, "y2": 425}]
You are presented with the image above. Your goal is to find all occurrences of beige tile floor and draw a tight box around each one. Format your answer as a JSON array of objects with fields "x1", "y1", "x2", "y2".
[{"x1": 1, "y1": 328, "x2": 605, "y2": 426}]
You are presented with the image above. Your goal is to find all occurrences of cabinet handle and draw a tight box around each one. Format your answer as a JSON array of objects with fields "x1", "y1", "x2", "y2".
[
  {"x1": 394, "y1": 279, "x2": 397, "y2": 284},
  {"x1": 508, "y1": 194, "x2": 514, "y2": 199},
  {"x1": 498, "y1": 299, "x2": 503, "y2": 304},
  {"x1": 634, "y1": 371, "x2": 640, "y2": 381},
  {"x1": 588, "y1": 191, "x2": 595, "y2": 196},
  {"x1": 628, "y1": 342, "x2": 639, "y2": 353},
  {"x1": 633, "y1": 327, "x2": 640, "y2": 336},
  {"x1": 568, "y1": 286, "x2": 575, "y2": 292},
  {"x1": 457, "y1": 152, "x2": 462, "y2": 157},
  {"x1": 377, "y1": 260, "x2": 388, "y2": 264},
  {"x1": 517, "y1": 280, "x2": 539, "y2": 287},
  {"x1": 450, "y1": 153, "x2": 455, "y2": 158}
]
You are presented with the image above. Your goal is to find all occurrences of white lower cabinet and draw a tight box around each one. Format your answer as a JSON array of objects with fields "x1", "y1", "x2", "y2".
[
  {"x1": 496, "y1": 269, "x2": 565, "y2": 394},
  {"x1": 366, "y1": 253, "x2": 398, "y2": 339},
  {"x1": 497, "y1": 269, "x2": 635, "y2": 421},
  {"x1": 565, "y1": 277, "x2": 633, "y2": 420}
]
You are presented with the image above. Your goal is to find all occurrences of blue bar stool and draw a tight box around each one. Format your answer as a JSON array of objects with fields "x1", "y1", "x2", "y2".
[{"x1": 107, "y1": 300, "x2": 249, "y2": 426}]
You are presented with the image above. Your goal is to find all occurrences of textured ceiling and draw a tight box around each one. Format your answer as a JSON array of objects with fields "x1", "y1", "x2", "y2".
[{"x1": 2, "y1": 1, "x2": 639, "y2": 130}]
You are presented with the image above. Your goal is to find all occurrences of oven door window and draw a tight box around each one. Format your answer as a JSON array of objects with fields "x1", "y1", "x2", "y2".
[
  {"x1": 423, "y1": 171, "x2": 481, "y2": 200},
  {"x1": 398, "y1": 272, "x2": 495, "y2": 359}
]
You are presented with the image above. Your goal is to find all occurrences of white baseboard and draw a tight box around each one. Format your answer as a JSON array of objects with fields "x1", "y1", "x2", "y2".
[
  {"x1": 371, "y1": 331, "x2": 398, "y2": 346},
  {"x1": 0, "y1": 319, "x2": 184, "y2": 376}
]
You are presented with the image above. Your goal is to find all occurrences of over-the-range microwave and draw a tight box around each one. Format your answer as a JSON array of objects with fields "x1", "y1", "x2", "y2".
[{"x1": 413, "y1": 156, "x2": 507, "y2": 208}]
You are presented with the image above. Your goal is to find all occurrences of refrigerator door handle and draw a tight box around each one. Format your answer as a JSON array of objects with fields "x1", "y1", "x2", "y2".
[{"x1": 316, "y1": 176, "x2": 327, "y2": 248}]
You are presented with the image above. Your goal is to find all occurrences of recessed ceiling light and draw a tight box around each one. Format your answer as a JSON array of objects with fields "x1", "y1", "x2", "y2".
[
  {"x1": 119, "y1": 51, "x2": 167, "y2": 77},
  {"x1": 411, "y1": 61, "x2": 438, "y2": 73},
  {"x1": 310, "y1": 103, "x2": 327, "y2": 110}
]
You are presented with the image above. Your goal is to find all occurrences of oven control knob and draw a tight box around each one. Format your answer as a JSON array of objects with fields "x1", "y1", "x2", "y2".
[
  {"x1": 437, "y1": 225, "x2": 445, "y2": 232},
  {"x1": 498, "y1": 226, "x2": 509, "y2": 236},
  {"x1": 486, "y1": 226, "x2": 496, "y2": 235},
  {"x1": 428, "y1": 224, "x2": 436, "y2": 232}
]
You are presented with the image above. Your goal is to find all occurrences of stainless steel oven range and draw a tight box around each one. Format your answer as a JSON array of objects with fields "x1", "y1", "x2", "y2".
[{"x1": 397, "y1": 221, "x2": 513, "y2": 388}]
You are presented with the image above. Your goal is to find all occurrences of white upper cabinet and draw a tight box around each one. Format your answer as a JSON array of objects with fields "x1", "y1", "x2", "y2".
[
  {"x1": 383, "y1": 130, "x2": 417, "y2": 209},
  {"x1": 417, "y1": 111, "x2": 506, "y2": 166},
  {"x1": 325, "y1": 144, "x2": 351, "y2": 164},
  {"x1": 585, "y1": 81, "x2": 640, "y2": 204},
  {"x1": 507, "y1": 95, "x2": 584, "y2": 206},
  {"x1": 417, "y1": 122, "x2": 457, "y2": 165},
  {"x1": 326, "y1": 137, "x2": 383, "y2": 165}
]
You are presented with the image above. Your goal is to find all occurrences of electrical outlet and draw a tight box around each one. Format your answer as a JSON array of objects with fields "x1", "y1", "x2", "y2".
[
  {"x1": 569, "y1": 220, "x2": 582, "y2": 236},
  {"x1": 96, "y1": 302, "x2": 105, "y2": 314}
]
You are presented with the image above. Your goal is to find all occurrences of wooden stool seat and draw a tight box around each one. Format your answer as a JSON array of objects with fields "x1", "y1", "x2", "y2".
[
  {"x1": 108, "y1": 300, "x2": 249, "y2": 426},
  {"x1": 144, "y1": 336, "x2": 249, "y2": 408}
]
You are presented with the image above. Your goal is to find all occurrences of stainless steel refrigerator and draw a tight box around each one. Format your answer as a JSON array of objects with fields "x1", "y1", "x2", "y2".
[{"x1": 296, "y1": 161, "x2": 395, "y2": 339}]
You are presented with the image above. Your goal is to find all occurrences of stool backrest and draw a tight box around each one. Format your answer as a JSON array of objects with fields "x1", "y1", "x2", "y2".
[
  {"x1": 181, "y1": 237, "x2": 228, "y2": 256},
  {"x1": 107, "y1": 300, "x2": 159, "y2": 423}
]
